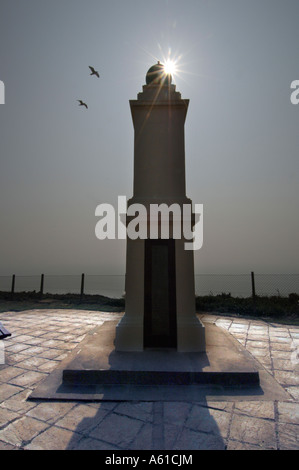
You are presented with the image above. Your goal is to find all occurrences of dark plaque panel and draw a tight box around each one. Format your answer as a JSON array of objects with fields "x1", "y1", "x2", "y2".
[{"x1": 144, "y1": 239, "x2": 177, "y2": 348}]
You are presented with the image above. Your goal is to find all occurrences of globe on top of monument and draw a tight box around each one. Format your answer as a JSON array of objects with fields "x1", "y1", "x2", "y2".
[{"x1": 146, "y1": 61, "x2": 172, "y2": 86}]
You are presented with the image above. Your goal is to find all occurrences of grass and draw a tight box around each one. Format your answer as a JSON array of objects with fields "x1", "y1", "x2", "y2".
[
  {"x1": 0, "y1": 291, "x2": 298, "y2": 324},
  {"x1": 0, "y1": 291, "x2": 125, "y2": 313},
  {"x1": 195, "y1": 292, "x2": 299, "y2": 324}
]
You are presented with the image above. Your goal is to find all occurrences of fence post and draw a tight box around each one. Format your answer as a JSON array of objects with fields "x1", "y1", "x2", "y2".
[
  {"x1": 11, "y1": 274, "x2": 15, "y2": 299},
  {"x1": 251, "y1": 271, "x2": 256, "y2": 299},
  {"x1": 40, "y1": 274, "x2": 44, "y2": 296},
  {"x1": 80, "y1": 273, "x2": 85, "y2": 301}
]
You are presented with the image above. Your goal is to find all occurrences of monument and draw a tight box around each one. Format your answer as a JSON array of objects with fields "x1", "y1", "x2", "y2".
[
  {"x1": 30, "y1": 63, "x2": 269, "y2": 402},
  {"x1": 115, "y1": 62, "x2": 205, "y2": 352}
]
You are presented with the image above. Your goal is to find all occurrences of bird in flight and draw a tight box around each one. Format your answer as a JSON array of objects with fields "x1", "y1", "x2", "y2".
[
  {"x1": 77, "y1": 100, "x2": 88, "y2": 109},
  {"x1": 89, "y1": 66, "x2": 100, "y2": 78}
]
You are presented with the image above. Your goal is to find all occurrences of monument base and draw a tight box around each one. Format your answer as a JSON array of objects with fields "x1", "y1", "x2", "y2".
[
  {"x1": 114, "y1": 317, "x2": 206, "y2": 353},
  {"x1": 114, "y1": 317, "x2": 144, "y2": 352},
  {"x1": 176, "y1": 318, "x2": 206, "y2": 352},
  {"x1": 61, "y1": 320, "x2": 257, "y2": 386},
  {"x1": 29, "y1": 319, "x2": 290, "y2": 402}
]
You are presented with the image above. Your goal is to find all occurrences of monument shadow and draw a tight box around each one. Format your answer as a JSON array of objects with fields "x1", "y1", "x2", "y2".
[{"x1": 64, "y1": 396, "x2": 227, "y2": 450}]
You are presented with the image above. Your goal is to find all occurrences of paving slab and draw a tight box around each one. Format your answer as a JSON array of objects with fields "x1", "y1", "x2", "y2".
[
  {"x1": 0, "y1": 309, "x2": 298, "y2": 450},
  {"x1": 29, "y1": 321, "x2": 289, "y2": 402}
]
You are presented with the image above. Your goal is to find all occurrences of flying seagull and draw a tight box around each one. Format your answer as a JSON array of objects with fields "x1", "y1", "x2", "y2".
[
  {"x1": 77, "y1": 100, "x2": 88, "y2": 109},
  {"x1": 89, "y1": 66, "x2": 100, "y2": 78}
]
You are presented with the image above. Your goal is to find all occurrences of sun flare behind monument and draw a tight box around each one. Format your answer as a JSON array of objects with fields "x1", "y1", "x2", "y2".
[{"x1": 163, "y1": 59, "x2": 177, "y2": 77}]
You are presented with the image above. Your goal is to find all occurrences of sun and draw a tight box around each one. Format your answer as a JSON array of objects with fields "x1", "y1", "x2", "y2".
[
  {"x1": 141, "y1": 46, "x2": 184, "y2": 84},
  {"x1": 163, "y1": 59, "x2": 177, "y2": 77}
]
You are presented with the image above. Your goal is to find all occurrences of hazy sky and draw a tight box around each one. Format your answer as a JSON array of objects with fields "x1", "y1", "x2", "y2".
[{"x1": 0, "y1": 0, "x2": 298, "y2": 276}]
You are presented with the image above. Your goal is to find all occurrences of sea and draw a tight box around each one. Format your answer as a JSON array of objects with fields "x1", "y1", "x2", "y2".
[{"x1": 0, "y1": 273, "x2": 298, "y2": 298}]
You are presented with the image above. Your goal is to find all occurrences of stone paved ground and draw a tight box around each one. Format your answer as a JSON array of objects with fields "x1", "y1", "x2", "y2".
[{"x1": 0, "y1": 308, "x2": 298, "y2": 450}]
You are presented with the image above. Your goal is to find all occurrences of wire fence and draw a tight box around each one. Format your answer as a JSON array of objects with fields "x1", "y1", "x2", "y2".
[
  {"x1": 0, "y1": 272, "x2": 298, "y2": 299},
  {"x1": 0, "y1": 274, "x2": 125, "y2": 299},
  {"x1": 194, "y1": 274, "x2": 299, "y2": 297}
]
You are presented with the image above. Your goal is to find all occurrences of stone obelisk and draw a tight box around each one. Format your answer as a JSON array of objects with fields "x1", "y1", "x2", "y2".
[{"x1": 115, "y1": 62, "x2": 205, "y2": 352}]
